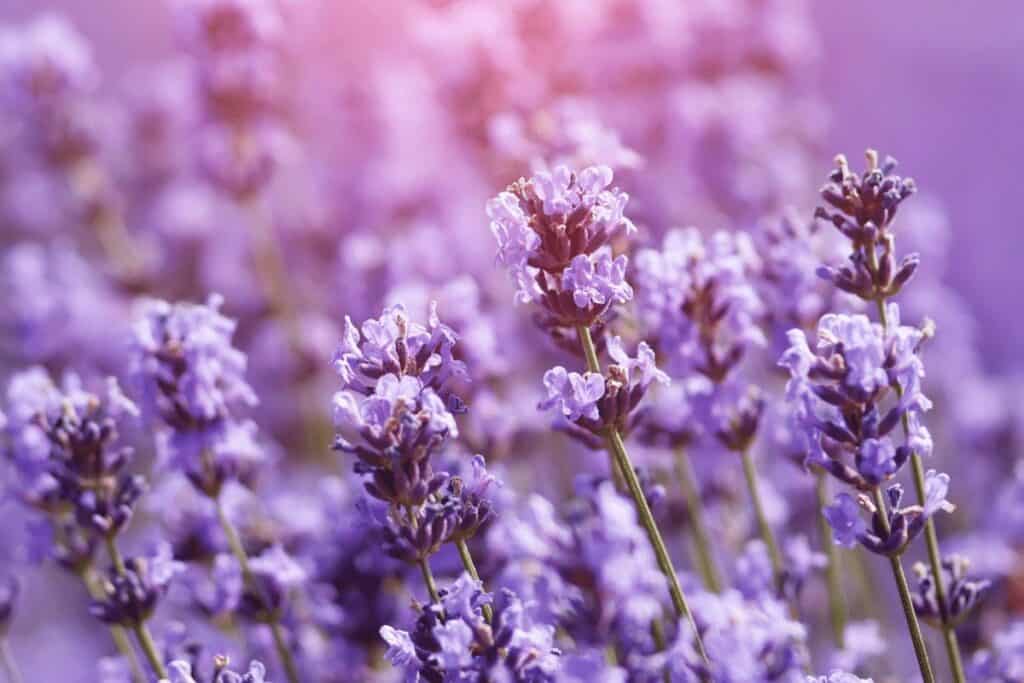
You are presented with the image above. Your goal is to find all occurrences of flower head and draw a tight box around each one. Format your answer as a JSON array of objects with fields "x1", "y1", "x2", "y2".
[
  {"x1": 634, "y1": 227, "x2": 765, "y2": 382},
  {"x1": 130, "y1": 295, "x2": 264, "y2": 496},
  {"x1": 487, "y1": 164, "x2": 635, "y2": 328},
  {"x1": 90, "y1": 544, "x2": 183, "y2": 627}
]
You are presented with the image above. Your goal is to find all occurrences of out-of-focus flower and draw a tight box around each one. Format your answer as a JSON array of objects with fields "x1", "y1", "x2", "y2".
[
  {"x1": 635, "y1": 227, "x2": 765, "y2": 382},
  {"x1": 90, "y1": 544, "x2": 184, "y2": 627},
  {"x1": 130, "y1": 294, "x2": 264, "y2": 496},
  {"x1": 966, "y1": 620, "x2": 1024, "y2": 682},
  {"x1": 911, "y1": 554, "x2": 989, "y2": 628}
]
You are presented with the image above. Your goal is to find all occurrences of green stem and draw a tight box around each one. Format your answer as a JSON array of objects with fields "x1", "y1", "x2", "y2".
[
  {"x1": 0, "y1": 638, "x2": 23, "y2": 683},
  {"x1": 650, "y1": 619, "x2": 671, "y2": 683},
  {"x1": 607, "y1": 428, "x2": 708, "y2": 664},
  {"x1": 102, "y1": 538, "x2": 168, "y2": 680},
  {"x1": 675, "y1": 447, "x2": 723, "y2": 593},
  {"x1": 576, "y1": 326, "x2": 708, "y2": 665},
  {"x1": 104, "y1": 537, "x2": 127, "y2": 574},
  {"x1": 871, "y1": 487, "x2": 935, "y2": 683},
  {"x1": 132, "y1": 625, "x2": 167, "y2": 681},
  {"x1": 873, "y1": 287, "x2": 966, "y2": 683},
  {"x1": 418, "y1": 558, "x2": 441, "y2": 604},
  {"x1": 739, "y1": 448, "x2": 785, "y2": 589},
  {"x1": 214, "y1": 496, "x2": 302, "y2": 683},
  {"x1": 815, "y1": 473, "x2": 847, "y2": 648},
  {"x1": 454, "y1": 539, "x2": 493, "y2": 622}
]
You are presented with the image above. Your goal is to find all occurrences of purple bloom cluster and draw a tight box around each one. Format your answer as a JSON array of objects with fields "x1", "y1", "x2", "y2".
[
  {"x1": 380, "y1": 573, "x2": 559, "y2": 682},
  {"x1": 540, "y1": 336, "x2": 668, "y2": 443},
  {"x1": 1, "y1": 369, "x2": 144, "y2": 567},
  {"x1": 175, "y1": 0, "x2": 287, "y2": 198},
  {"x1": 781, "y1": 308, "x2": 934, "y2": 491},
  {"x1": 488, "y1": 165, "x2": 635, "y2": 330},
  {"x1": 635, "y1": 228, "x2": 768, "y2": 453},
  {"x1": 130, "y1": 294, "x2": 262, "y2": 496}
]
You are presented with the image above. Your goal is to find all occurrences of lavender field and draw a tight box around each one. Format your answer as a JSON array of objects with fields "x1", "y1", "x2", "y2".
[{"x1": 0, "y1": 2, "x2": 1022, "y2": 682}]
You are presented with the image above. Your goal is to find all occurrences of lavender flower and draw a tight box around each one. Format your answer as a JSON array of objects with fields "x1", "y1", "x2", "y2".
[
  {"x1": 487, "y1": 164, "x2": 635, "y2": 329},
  {"x1": 90, "y1": 544, "x2": 184, "y2": 627},
  {"x1": 379, "y1": 573, "x2": 560, "y2": 681},
  {"x1": 815, "y1": 151, "x2": 919, "y2": 301},
  {"x1": 432, "y1": 454, "x2": 498, "y2": 544},
  {"x1": 236, "y1": 544, "x2": 305, "y2": 620},
  {"x1": 634, "y1": 228, "x2": 765, "y2": 382},
  {"x1": 332, "y1": 305, "x2": 465, "y2": 492},
  {"x1": 561, "y1": 251, "x2": 633, "y2": 311},
  {"x1": 735, "y1": 536, "x2": 826, "y2": 601},
  {"x1": 669, "y1": 588, "x2": 809, "y2": 681},
  {"x1": 538, "y1": 368, "x2": 605, "y2": 423},
  {"x1": 174, "y1": 0, "x2": 288, "y2": 198},
  {"x1": 539, "y1": 337, "x2": 669, "y2": 441},
  {"x1": 332, "y1": 303, "x2": 465, "y2": 404},
  {"x1": 823, "y1": 495, "x2": 868, "y2": 549},
  {"x1": 911, "y1": 555, "x2": 989, "y2": 628},
  {"x1": 824, "y1": 484, "x2": 950, "y2": 558},
  {"x1": 1, "y1": 368, "x2": 147, "y2": 568},
  {"x1": 780, "y1": 307, "x2": 932, "y2": 492},
  {"x1": 130, "y1": 294, "x2": 262, "y2": 496}
]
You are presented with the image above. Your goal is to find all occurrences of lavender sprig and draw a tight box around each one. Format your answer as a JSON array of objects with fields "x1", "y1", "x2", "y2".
[
  {"x1": 489, "y1": 165, "x2": 709, "y2": 666},
  {"x1": 634, "y1": 228, "x2": 790, "y2": 599},
  {"x1": 332, "y1": 303, "x2": 495, "y2": 620},
  {"x1": 129, "y1": 294, "x2": 300, "y2": 683},
  {"x1": 781, "y1": 307, "x2": 942, "y2": 682},
  {"x1": 814, "y1": 149, "x2": 978, "y2": 682},
  {"x1": 0, "y1": 370, "x2": 168, "y2": 679}
]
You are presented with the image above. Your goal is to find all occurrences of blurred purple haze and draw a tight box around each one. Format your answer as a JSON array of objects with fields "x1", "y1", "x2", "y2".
[{"x1": 2, "y1": 0, "x2": 1021, "y2": 369}]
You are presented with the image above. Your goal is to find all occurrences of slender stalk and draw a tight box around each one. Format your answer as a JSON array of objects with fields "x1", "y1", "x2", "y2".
[
  {"x1": 873, "y1": 287, "x2": 966, "y2": 683},
  {"x1": 418, "y1": 559, "x2": 441, "y2": 604},
  {"x1": 871, "y1": 487, "x2": 935, "y2": 683},
  {"x1": 214, "y1": 497, "x2": 302, "y2": 683},
  {"x1": 576, "y1": 326, "x2": 709, "y2": 665},
  {"x1": 104, "y1": 537, "x2": 127, "y2": 574},
  {"x1": 0, "y1": 638, "x2": 23, "y2": 683},
  {"x1": 132, "y1": 624, "x2": 167, "y2": 681},
  {"x1": 76, "y1": 565, "x2": 145, "y2": 683},
  {"x1": 607, "y1": 428, "x2": 708, "y2": 664},
  {"x1": 454, "y1": 539, "x2": 493, "y2": 622},
  {"x1": 675, "y1": 447, "x2": 723, "y2": 592},
  {"x1": 815, "y1": 473, "x2": 847, "y2": 648},
  {"x1": 650, "y1": 619, "x2": 671, "y2": 683},
  {"x1": 739, "y1": 447, "x2": 785, "y2": 589},
  {"x1": 102, "y1": 538, "x2": 168, "y2": 680}
]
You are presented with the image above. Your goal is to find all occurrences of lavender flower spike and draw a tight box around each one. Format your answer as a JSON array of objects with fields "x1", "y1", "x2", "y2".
[
  {"x1": 487, "y1": 164, "x2": 636, "y2": 331},
  {"x1": 130, "y1": 294, "x2": 263, "y2": 496}
]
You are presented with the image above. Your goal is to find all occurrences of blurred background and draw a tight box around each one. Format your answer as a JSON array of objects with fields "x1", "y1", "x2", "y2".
[{"x1": 2, "y1": 0, "x2": 1021, "y2": 369}]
